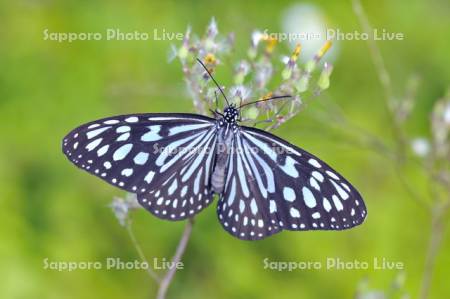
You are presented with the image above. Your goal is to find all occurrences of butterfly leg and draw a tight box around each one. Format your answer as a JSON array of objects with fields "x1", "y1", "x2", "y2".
[
  {"x1": 237, "y1": 97, "x2": 243, "y2": 121},
  {"x1": 209, "y1": 109, "x2": 224, "y2": 118}
]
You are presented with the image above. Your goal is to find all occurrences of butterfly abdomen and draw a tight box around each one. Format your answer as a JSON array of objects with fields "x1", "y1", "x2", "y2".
[
  {"x1": 211, "y1": 126, "x2": 233, "y2": 194},
  {"x1": 211, "y1": 164, "x2": 226, "y2": 193}
]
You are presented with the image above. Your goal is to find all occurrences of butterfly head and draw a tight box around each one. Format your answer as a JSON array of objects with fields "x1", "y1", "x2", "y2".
[{"x1": 223, "y1": 105, "x2": 239, "y2": 124}]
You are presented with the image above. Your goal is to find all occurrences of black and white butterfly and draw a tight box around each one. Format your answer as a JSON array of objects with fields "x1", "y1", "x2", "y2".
[{"x1": 62, "y1": 61, "x2": 367, "y2": 240}]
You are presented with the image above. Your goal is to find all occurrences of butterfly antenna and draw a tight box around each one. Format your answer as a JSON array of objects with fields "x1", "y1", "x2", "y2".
[
  {"x1": 196, "y1": 58, "x2": 230, "y2": 106},
  {"x1": 239, "y1": 95, "x2": 292, "y2": 109}
]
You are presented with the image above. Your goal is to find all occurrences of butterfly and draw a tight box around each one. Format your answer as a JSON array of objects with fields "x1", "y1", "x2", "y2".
[{"x1": 62, "y1": 59, "x2": 367, "y2": 240}]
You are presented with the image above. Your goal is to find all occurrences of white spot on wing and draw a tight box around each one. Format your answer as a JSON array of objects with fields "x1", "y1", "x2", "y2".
[
  {"x1": 312, "y1": 171, "x2": 324, "y2": 182},
  {"x1": 269, "y1": 200, "x2": 277, "y2": 213},
  {"x1": 88, "y1": 123, "x2": 100, "y2": 129},
  {"x1": 117, "y1": 132, "x2": 130, "y2": 141},
  {"x1": 283, "y1": 187, "x2": 296, "y2": 202},
  {"x1": 141, "y1": 125, "x2": 162, "y2": 142},
  {"x1": 116, "y1": 126, "x2": 131, "y2": 133},
  {"x1": 125, "y1": 116, "x2": 139, "y2": 123},
  {"x1": 332, "y1": 194, "x2": 343, "y2": 211},
  {"x1": 236, "y1": 152, "x2": 250, "y2": 197},
  {"x1": 239, "y1": 200, "x2": 245, "y2": 213},
  {"x1": 181, "y1": 186, "x2": 188, "y2": 197},
  {"x1": 341, "y1": 182, "x2": 351, "y2": 192},
  {"x1": 168, "y1": 179, "x2": 178, "y2": 195},
  {"x1": 250, "y1": 199, "x2": 258, "y2": 215},
  {"x1": 280, "y1": 156, "x2": 298, "y2": 178},
  {"x1": 104, "y1": 119, "x2": 119, "y2": 124},
  {"x1": 309, "y1": 177, "x2": 320, "y2": 191},
  {"x1": 97, "y1": 144, "x2": 109, "y2": 157},
  {"x1": 326, "y1": 170, "x2": 339, "y2": 180},
  {"x1": 87, "y1": 127, "x2": 110, "y2": 139},
  {"x1": 323, "y1": 197, "x2": 332, "y2": 212},
  {"x1": 302, "y1": 187, "x2": 316, "y2": 208},
  {"x1": 290, "y1": 207, "x2": 300, "y2": 218},
  {"x1": 144, "y1": 171, "x2": 155, "y2": 183},
  {"x1": 308, "y1": 158, "x2": 321, "y2": 168},
  {"x1": 227, "y1": 178, "x2": 236, "y2": 206},
  {"x1": 133, "y1": 152, "x2": 149, "y2": 165},
  {"x1": 169, "y1": 123, "x2": 211, "y2": 136},
  {"x1": 113, "y1": 144, "x2": 133, "y2": 161},
  {"x1": 331, "y1": 180, "x2": 349, "y2": 200},
  {"x1": 121, "y1": 168, "x2": 133, "y2": 177},
  {"x1": 86, "y1": 138, "x2": 103, "y2": 151},
  {"x1": 193, "y1": 168, "x2": 203, "y2": 195}
]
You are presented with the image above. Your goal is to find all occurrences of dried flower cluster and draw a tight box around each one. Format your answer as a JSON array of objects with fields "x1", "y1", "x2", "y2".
[
  {"x1": 111, "y1": 18, "x2": 335, "y2": 227},
  {"x1": 110, "y1": 193, "x2": 140, "y2": 226},
  {"x1": 172, "y1": 18, "x2": 333, "y2": 131},
  {"x1": 430, "y1": 92, "x2": 450, "y2": 161},
  {"x1": 355, "y1": 271, "x2": 408, "y2": 299},
  {"x1": 405, "y1": 86, "x2": 450, "y2": 189}
]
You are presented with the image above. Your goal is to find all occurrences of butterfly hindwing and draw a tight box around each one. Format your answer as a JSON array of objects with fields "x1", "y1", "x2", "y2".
[
  {"x1": 217, "y1": 126, "x2": 367, "y2": 240},
  {"x1": 62, "y1": 113, "x2": 218, "y2": 220},
  {"x1": 135, "y1": 119, "x2": 218, "y2": 220}
]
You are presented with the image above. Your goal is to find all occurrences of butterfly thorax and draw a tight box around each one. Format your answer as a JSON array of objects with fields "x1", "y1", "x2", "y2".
[
  {"x1": 217, "y1": 105, "x2": 239, "y2": 133},
  {"x1": 222, "y1": 105, "x2": 238, "y2": 123}
]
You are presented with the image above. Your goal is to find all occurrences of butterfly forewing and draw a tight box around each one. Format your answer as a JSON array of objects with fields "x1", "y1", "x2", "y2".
[
  {"x1": 62, "y1": 113, "x2": 218, "y2": 220},
  {"x1": 217, "y1": 126, "x2": 367, "y2": 240}
]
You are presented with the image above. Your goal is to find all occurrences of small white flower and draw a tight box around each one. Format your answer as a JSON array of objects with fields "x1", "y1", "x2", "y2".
[
  {"x1": 207, "y1": 17, "x2": 218, "y2": 38},
  {"x1": 254, "y1": 62, "x2": 273, "y2": 89},
  {"x1": 230, "y1": 85, "x2": 251, "y2": 102},
  {"x1": 444, "y1": 101, "x2": 450, "y2": 125},
  {"x1": 110, "y1": 194, "x2": 140, "y2": 226},
  {"x1": 251, "y1": 31, "x2": 264, "y2": 48},
  {"x1": 411, "y1": 138, "x2": 430, "y2": 157},
  {"x1": 110, "y1": 197, "x2": 129, "y2": 226},
  {"x1": 235, "y1": 60, "x2": 250, "y2": 76}
]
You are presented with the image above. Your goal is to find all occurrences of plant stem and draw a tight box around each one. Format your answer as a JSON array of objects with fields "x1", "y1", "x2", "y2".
[
  {"x1": 419, "y1": 200, "x2": 450, "y2": 299},
  {"x1": 125, "y1": 221, "x2": 161, "y2": 283},
  {"x1": 156, "y1": 218, "x2": 194, "y2": 299},
  {"x1": 352, "y1": 0, "x2": 407, "y2": 158},
  {"x1": 352, "y1": 2, "x2": 450, "y2": 299}
]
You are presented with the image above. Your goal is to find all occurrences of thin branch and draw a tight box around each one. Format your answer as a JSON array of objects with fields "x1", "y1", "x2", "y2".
[
  {"x1": 352, "y1": 0, "x2": 407, "y2": 157},
  {"x1": 352, "y1": 0, "x2": 393, "y2": 100},
  {"x1": 316, "y1": 95, "x2": 430, "y2": 208},
  {"x1": 352, "y1": 4, "x2": 450, "y2": 299},
  {"x1": 125, "y1": 221, "x2": 161, "y2": 283},
  {"x1": 419, "y1": 199, "x2": 450, "y2": 299},
  {"x1": 156, "y1": 218, "x2": 194, "y2": 299},
  {"x1": 392, "y1": 164, "x2": 430, "y2": 210}
]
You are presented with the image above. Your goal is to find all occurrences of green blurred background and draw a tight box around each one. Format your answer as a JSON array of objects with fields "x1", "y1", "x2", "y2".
[{"x1": 1, "y1": 0, "x2": 449, "y2": 298}]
